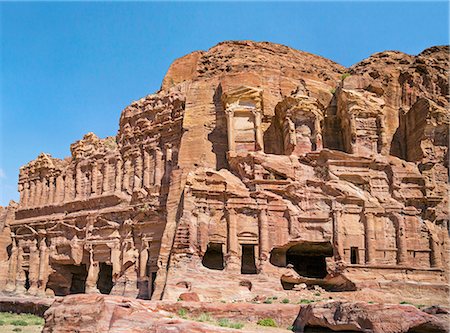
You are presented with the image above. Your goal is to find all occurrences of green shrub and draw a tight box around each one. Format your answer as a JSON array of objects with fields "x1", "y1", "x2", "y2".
[
  {"x1": 281, "y1": 298, "x2": 290, "y2": 304},
  {"x1": 341, "y1": 73, "x2": 351, "y2": 80},
  {"x1": 298, "y1": 299, "x2": 313, "y2": 304},
  {"x1": 217, "y1": 318, "x2": 244, "y2": 329},
  {"x1": 330, "y1": 88, "x2": 336, "y2": 94},
  {"x1": 400, "y1": 301, "x2": 412, "y2": 305},
  {"x1": 12, "y1": 328, "x2": 22, "y2": 332},
  {"x1": 314, "y1": 292, "x2": 321, "y2": 297},
  {"x1": 257, "y1": 318, "x2": 277, "y2": 327},
  {"x1": 11, "y1": 320, "x2": 29, "y2": 326},
  {"x1": 0, "y1": 319, "x2": 5, "y2": 326},
  {"x1": 178, "y1": 308, "x2": 188, "y2": 318},
  {"x1": 196, "y1": 312, "x2": 211, "y2": 322},
  {"x1": 263, "y1": 299, "x2": 272, "y2": 304},
  {"x1": 287, "y1": 325, "x2": 294, "y2": 331}
]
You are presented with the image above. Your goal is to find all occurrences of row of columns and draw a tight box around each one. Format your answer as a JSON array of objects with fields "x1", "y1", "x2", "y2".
[
  {"x1": 333, "y1": 209, "x2": 442, "y2": 268},
  {"x1": 19, "y1": 146, "x2": 170, "y2": 208},
  {"x1": 225, "y1": 108, "x2": 264, "y2": 153},
  {"x1": 224, "y1": 204, "x2": 270, "y2": 271},
  {"x1": 4, "y1": 237, "x2": 50, "y2": 296}
]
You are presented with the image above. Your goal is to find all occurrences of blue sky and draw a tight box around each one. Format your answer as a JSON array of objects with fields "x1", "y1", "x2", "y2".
[{"x1": 0, "y1": 1, "x2": 448, "y2": 206}]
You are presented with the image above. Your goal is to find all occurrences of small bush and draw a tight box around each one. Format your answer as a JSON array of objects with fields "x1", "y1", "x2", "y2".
[
  {"x1": 400, "y1": 301, "x2": 412, "y2": 305},
  {"x1": 281, "y1": 298, "x2": 290, "y2": 304},
  {"x1": 314, "y1": 292, "x2": 321, "y2": 297},
  {"x1": 0, "y1": 320, "x2": 5, "y2": 326},
  {"x1": 196, "y1": 312, "x2": 211, "y2": 322},
  {"x1": 11, "y1": 320, "x2": 29, "y2": 326},
  {"x1": 257, "y1": 318, "x2": 277, "y2": 327},
  {"x1": 263, "y1": 299, "x2": 272, "y2": 304},
  {"x1": 299, "y1": 299, "x2": 313, "y2": 304},
  {"x1": 217, "y1": 318, "x2": 244, "y2": 329},
  {"x1": 330, "y1": 88, "x2": 336, "y2": 94},
  {"x1": 416, "y1": 304, "x2": 425, "y2": 309},
  {"x1": 178, "y1": 308, "x2": 188, "y2": 318},
  {"x1": 341, "y1": 73, "x2": 351, "y2": 80},
  {"x1": 287, "y1": 325, "x2": 294, "y2": 331},
  {"x1": 12, "y1": 328, "x2": 22, "y2": 332}
]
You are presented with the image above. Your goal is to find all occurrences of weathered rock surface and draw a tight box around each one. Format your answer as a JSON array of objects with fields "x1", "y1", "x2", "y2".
[
  {"x1": 0, "y1": 41, "x2": 448, "y2": 310},
  {"x1": 293, "y1": 301, "x2": 449, "y2": 333},
  {"x1": 43, "y1": 294, "x2": 298, "y2": 332}
]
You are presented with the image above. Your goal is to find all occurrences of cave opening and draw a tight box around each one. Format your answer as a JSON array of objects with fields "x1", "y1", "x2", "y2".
[
  {"x1": 350, "y1": 247, "x2": 359, "y2": 264},
  {"x1": 241, "y1": 244, "x2": 257, "y2": 274},
  {"x1": 285, "y1": 242, "x2": 333, "y2": 279},
  {"x1": 202, "y1": 243, "x2": 224, "y2": 270},
  {"x1": 24, "y1": 270, "x2": 30, "y2": 290},
  {"x1": 69, "y1": 264, "x2": 88, "y2": 295},
  {"x1": 97, "y1": 263, "x2": 113, "y2": 294}
]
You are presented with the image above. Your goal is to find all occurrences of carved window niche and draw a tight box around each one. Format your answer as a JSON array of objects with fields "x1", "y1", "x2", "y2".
[
  {"x1": 275, "y1": 97, "x2": 324, "y2": 156},
  {"x1": 222, "y1": 86, "x2": 264, "y2": 153},
  {"x1": 343, "y1": 110, "x2": 384, "y2": 155}
]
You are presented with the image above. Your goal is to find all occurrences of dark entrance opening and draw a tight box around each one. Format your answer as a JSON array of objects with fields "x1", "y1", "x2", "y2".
[
  {"x1": 150, "y1": 272, "x2": 157, "y2": 298},
  {"x1": 286, "y1": 242, "x2": 332, "y2": 279},
  {"x1": 241, "y1": 244, "x2": 257, "y2": 274},
  {"x1": 350, "y1": 247, "x2": 359, "y2": 264},
  {"x1": 202, "y1": 243, "x2": 224, "y2": 270},
  {"x1": 97, "y1": 263, "x2": 113, "y2": 294},
  {"x1": 24, "y1": 271, "x2": 30, "y2": 290},
  {"x1": 70, "y1": 264, "x2": 88, "y2": 294}
]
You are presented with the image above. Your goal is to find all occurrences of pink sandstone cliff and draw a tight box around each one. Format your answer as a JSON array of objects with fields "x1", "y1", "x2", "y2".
[{"x1": 0, "y1": 41, "x2": 448, "y2": 306}]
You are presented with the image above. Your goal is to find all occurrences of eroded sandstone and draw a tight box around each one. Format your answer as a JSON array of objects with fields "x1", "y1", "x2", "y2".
[{"x1": 0, "y1": 42, "x2": 448, "y2": 310}]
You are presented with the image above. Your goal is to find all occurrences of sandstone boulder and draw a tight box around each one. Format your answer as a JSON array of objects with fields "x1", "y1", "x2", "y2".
[{"x1": 293, "y1": 301, "x2": 449, "y2": 333}]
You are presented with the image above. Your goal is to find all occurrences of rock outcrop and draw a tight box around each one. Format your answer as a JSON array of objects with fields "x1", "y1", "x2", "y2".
[
  {"x1": 0, "y1": 41, "x2": 448, "y2": 306},
  {"x1": 293, "y1": 301, "x2": 449, "y2": 333}
]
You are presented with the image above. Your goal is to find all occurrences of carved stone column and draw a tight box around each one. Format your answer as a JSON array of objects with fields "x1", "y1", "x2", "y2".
[
  {"x1": 254, "y1": 111, "x2": 264, "y2": 151},
  {"x1": 332, "y1": 203, "x2": 345, "y2": 262},
  {"x1": 164, "y1": 144, "x2": 173, "y2": 184},
  {"x1": 37, "y1": 236, "x2": 49, "y2": 295},
  {"x1": 91, "y1": 162, "x2": 98, "y2": 195},
  {"x1": 134, "y1": 152, "x2": 143, "y2": 191},
  {"x1": 364, "y1": 212, "x2": 376, "y2": 265},
  {"x1": 154, "y1": 148, "x2": 163, "y2": 187},
  {"x1": 35, "y1": 179, "x2": 43, "y2": 207},
  {"x1": 429, "y1": 231, "x2": 442, "y2": 268},
  {"x1": 115, "y1": 159, "x2": 123, "y2": 192},
  {"x1": 226, "y1": 207, "x2": 239, "y2": 270},
  {"x1": 18, "y1": 183, "x2": 24, "y2": 207},
  {"x1": 124, "y1": 159, "x2": 133, "y2": 193},
  {"x1": 64, "y1": 169, "x2": 74, "y2": 202},
  {"x1": 110, "y1": 241, "x2": 121, "y2": 279},
  {"x1": 258, "y1": 206, "x2": 270, "y2": 265},
  {"x1": 314, "y1": 119, "x2": 323, "y2": 150},
  {"x1": 55, "y1": 174, "x2": 64, "y2": 203},
  {"x1": 226, "y1": 111, "x2": 235, "y2": 152},
  {"x1": 139, "y1": 242, "x2": 149, "y2": 279},
  {"x1": 48, "y1": 176, "x2": 55, "y2": 204},
  {"x1": 40, "y1": 177, "x2": 48, "y2": 206},
  {"x1": 393, "y1": 213, "x2": 408, "y2": 265},
  {"x1": 75, "y1": 163, "x2": 83, "y2": 199},
  {"x1": 28, "y1": 240, "x2": 40, "y2": 295},
  {"x1": 103, "y1": 161, "x2": 111, "y2": 194},
  {"x1": 143, "y1": 149, "x2": 151, "y2": 189},
  {"x1": 15, "y1": 245, "x2": 26, "y2": 293},
  {"x1": 85, "y1": 248, "x2": 99, "y2": 294},
  {"x1": 22, "y1": 182, "x2": 30, "y2": 208},
  {"x1": 29, "y1": 180, "x2": 36, "y2": 207},
  {"x1": 5, "y1": 237, "x2": 18, "y2": 292}
]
